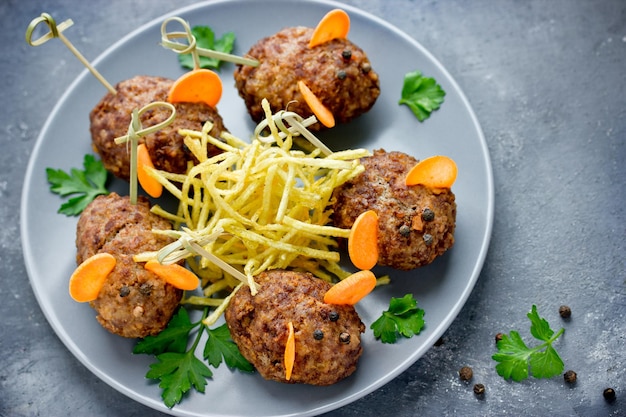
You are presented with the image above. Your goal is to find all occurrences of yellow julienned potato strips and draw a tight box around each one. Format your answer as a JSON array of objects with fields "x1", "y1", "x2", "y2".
[{"x1": 136, "y1": 100, "x2": 369, "y2": 321}]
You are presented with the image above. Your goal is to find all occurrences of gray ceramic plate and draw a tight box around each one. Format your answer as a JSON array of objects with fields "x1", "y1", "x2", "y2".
[{"x1": 21, "y1": 0, "x2": 494, "y2": 415}]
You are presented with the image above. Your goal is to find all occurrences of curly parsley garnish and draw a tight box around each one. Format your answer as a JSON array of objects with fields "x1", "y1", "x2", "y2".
[
  {"x1": 134, "y1": 307, "x2": 253, "y2": 408},
  {"x1": 46, "y1": 154, "x2": 109, "y2": 216},
  {"x1": 492, "y1": 305, "x2": 565, "y2": 382},
  {"x1": 399, "y1": 70, "x2": 446, "y2": 122},
  {"x1": 178, "y1": 26, "x2": 235, "y2": 70},
  {"x1": 371, "y1": 294, "x2": 425, "y2": 343}
]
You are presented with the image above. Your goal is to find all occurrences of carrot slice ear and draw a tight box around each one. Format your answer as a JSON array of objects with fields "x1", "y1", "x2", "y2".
[
  {"x1": 324, "y1": 270, "x2": 377, "y2": 305},
  {"x1": 298, "y1": 80, "x2": 335, "y2": 128},
  {"x1": 405, "y1": 155, "x2": 458, "y2": 189},
  {"x1": 69, "y1": 253, "x2": 116, "y2": 302},
  {"x1": 284, "y1": 321, "x2": 296, "y2": 381},
  {"x1": 308, "y1": 9, "x2": 350, "y2": 48},
  {"x1": 144, "y1": 260, "x2": 200, "y2": 291},
  {"x1": 348, "y1": 210, "x2": 379, "y2": 270},
  {"x1": 136, "y1": 143, "x2": 163, "y2": 198},
  {"x1": 167, "y1": 69, "x2": 223, "y2": 108}
]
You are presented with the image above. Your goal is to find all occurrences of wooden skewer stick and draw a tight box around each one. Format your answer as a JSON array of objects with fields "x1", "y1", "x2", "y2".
[
  {"x1": 160, "y1": 16, "x2": 259, "y2": 68},
  {"x1": 114, "y1": 102, "x2": 176, "y2": 205},
  {"x1": 25, "y1": 12, "x2": 117, "y2": 94}
]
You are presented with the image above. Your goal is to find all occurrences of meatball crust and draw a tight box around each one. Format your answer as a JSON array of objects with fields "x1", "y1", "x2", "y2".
[
  {"x1": 234, "y1": 26, "x2": 380, "y2": 130},
  {"x1": 225, "y1": 270, "x2": 365, "y2": 385},
  {"x1": 332, "y1": 149, "x2": 456, "y2": 270},
  {"x1": 90, "y1": 75, "x2": 227, "y2": 181},
  {"x1": 76, "y1": 193, "x2": 182, "y2": 338}
]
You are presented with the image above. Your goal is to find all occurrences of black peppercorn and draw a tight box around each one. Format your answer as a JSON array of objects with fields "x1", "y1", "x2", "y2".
[
  {"x1": 337, "y1": 70, "x2": 347, "y2": 80},
  {"x1": 459, "y1": 366, "x2": 473, "y2": 381},
  {"x1": 603, "y1": 387, "x2": 616, "y2": 402},
  {"x1": 313, "y1": 329, "x2": 324, "y2": 340},
  {"x1": 341, "y1": 49, "x2": 352, "y2": 60},
  {"x1": 399, "y1": 224, "x2": 411, "y2": 237},
  {"x1": 421, "y1": 208, "x2": 435, "y2": 222},
  {"x1": 139, "y1": 283, "x2": 152, "y2": 296},
  {"x1": 559, "y1": 305, "x2": 572, "y2": 319},
  {"x1": 423, "y1": 234, "x2": 433, "y2": 246},
  {"x1": 473, "y1": 383, "x2": 485, "y2": 396},
  {"x1": 329, "y1": 311, "x2": 339, "y2": 321},
  {"x1": 339, "y1": 332, "x2": 350, "y2": 344},
  {"x1": 119, "y1": 285, "x2": 130, "y2": 297},
  {"x1": 564, "y1": 370, "x2": 577, "y2": 384}
]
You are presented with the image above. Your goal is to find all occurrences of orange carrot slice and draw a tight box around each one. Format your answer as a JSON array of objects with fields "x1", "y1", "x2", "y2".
[
  {"x1": 284, "y1": 321, "x2": 295, "y2": 381},
  {"x1": 348, "y1": 210, "x2": 379, "y2": 270},
  {"x1": 405, "y1": 155, "x2": 458, "y2": 189},
  {"x1": 298, "y1": 80, "x2": 335, "y2": 128},
  {"x1": 144, "y1": 260, "x2": 200, "y2": 291},
  {"x1": 324, "y1": 270, "x2": 377, "y2": 305},
  {"x1": 69, "y1": 253, "x2": 116, "y2": 302},
  {"x1": 167, "y1": 69, "x2": 223, "y2": 108},
  {"x1": 308, "y1": 9, "x2": 350, "y2": 48},
  {"x1": 136, "y1": 143, "x2": 163, "y2": 198}
]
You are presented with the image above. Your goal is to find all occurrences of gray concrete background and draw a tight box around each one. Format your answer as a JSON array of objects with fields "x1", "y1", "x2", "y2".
[{"x1": 1, "y1": 0, "x2": 624, "y2": 416}]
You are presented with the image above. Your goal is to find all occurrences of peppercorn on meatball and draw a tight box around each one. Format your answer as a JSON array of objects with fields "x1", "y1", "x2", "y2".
[
  {"x1": 332, "y1": 149, "x2": 456, "y2": 270},
  {"x1": 90, "y1": 75, "x2": 227, "y2": 181},
  {"x1": 225, "y1": 270, "x2": 365, "y2": 385},
  {"x1": 76, "y1": 192, "x2": 182, "y2": 338},
  {"x1": 234, "y1": 26, "x2": 380, "y2": 131}
]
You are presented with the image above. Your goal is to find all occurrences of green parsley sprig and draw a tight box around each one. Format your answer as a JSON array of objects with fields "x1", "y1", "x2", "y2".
[
  {"x1": 178, "y1": 26, "x2": 235, "y2": 70},
  {"x1": 492, "y1": 305, "x2": 565, "y2": 382},
  {"x1": 46, "y1": 154, "x2": 109, "y2": 216},
  {"x1": 371, "y1": 294, "x2": 425, "y2": 343},
  {"x1": 399, "y1": 70, "x2": 446, "y2": 122},
  {"x1": 134, "y1": 307, "x2": 254, "y2": 408}
]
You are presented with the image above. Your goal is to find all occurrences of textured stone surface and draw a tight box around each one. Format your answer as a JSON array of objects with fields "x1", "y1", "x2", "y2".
[{"x1": 1, "y1": 0, "x2": 624, "y2": 416}]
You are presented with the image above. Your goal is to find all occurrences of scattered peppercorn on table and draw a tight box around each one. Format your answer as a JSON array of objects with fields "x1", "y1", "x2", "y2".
[{"x1": 4, "y1": 0, "x2": 625, "y2": 416}]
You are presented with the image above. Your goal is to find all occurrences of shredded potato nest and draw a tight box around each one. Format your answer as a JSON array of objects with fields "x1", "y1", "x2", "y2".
[{"x1": 134, "y1": 100, "x2": 370, "y2": 323}]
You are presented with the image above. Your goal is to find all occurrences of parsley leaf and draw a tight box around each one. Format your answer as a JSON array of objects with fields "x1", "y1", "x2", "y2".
[
  {"x1": 398, "y1": 70, "x2": 446, "y2": 122},
  {"x1": 492, "y1": 305, "x2": 565, "y2": 382},
  {"x1": 178, "y1": 26, "x2": 235, "y2": 70},
  {"x1": 204, "y1": 324, "x2": 255, "y2": 372},
  {"x1": 134, "y1": 307, "x2": 195, "y2": 355},
  {"x1": 147, "y1": 351, "x2": 213, "y2": 408},
  {"x1": 134, "y1": 307, "x2": 254, "y2": 408},
  {"x1": 371, "y1": 294, "x2": 425, "y2": 343},
  {"x1": 46, "y1": 154, "x2": 109, "y2": 216}
]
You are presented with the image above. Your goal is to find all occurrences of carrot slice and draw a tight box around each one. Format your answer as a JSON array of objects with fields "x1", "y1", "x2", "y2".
[
  {"x1": 69, "y1": 253, "x2": 116, "y2": 302},
  {"x1": 167, "y1": 69, "x2": 223, "y2": 108},
  {"x1": 324, "y1": 270, "x2": 377, "y2": 305},
  {"x1": 284, "y1": 321, "x2": 296, "y2": 381},
  {"x1": 308, "y1": 9, "x2": 350, "y2": 48},
  {"x1": 136, "y1": 143, "x2": 163, "y2": 198},
  {"x1": 298, "y1": 80, "x2": 335, "y2": 128},
  {"x1": 144, "y1": 260, "x2": 200, "y2": 291},
  {"x1": 405, "y1": 155, "x2": 458, "y2": 189},
  {"x1": 348, "y1": 210, "x2": 379, "y2": 270}
]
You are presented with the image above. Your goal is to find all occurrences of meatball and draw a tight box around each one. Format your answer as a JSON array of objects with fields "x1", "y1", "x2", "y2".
[
  {"x1": 332, "y1": 149, "x2": 456, "y2": 270},
  {"x1": 234, "y1": 26, "x2": 380, "y2": 131},
  {"x1": 90, "y1": 75, "x2": 227, "y2": 181},
  {"x1": 76, "y1": 192, "x2": 182, "y2": 338},
  {"x1": 225, "y1": 270, "x2": 365, "y2": 385}
]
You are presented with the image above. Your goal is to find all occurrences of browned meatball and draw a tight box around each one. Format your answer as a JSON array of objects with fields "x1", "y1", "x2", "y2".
[
  {"x1": 234, "y1": 27, "x2": 380, "y2": 131},
  {"x1": 225, "y1": 270, "x2": 365, "y2": 385},
  {"x1": 332, "y1": 149, "x2": 456, "y2": 270},
  {"x1": 76, "y1": 192, "x2": 182, "y2": 338},
  {"x1": 90, "y1": 75, "x2": 227, "y2": 181}
]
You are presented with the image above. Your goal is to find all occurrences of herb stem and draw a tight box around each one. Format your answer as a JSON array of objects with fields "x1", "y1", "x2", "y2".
[{"x1": 190, "y1": 308, "x2": 210, "y2": 352}]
